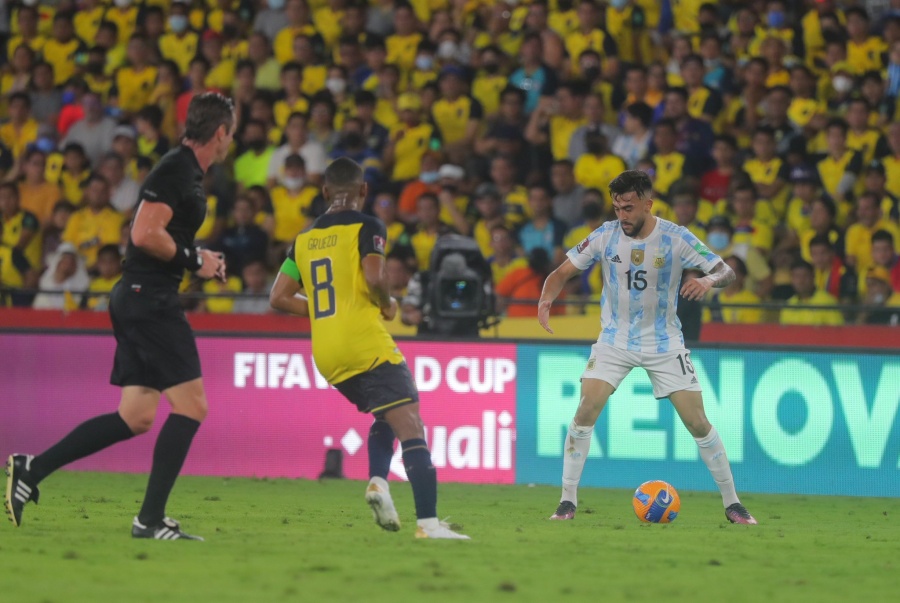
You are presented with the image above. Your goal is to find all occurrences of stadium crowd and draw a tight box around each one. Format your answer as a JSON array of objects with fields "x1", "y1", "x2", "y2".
[{"x1": 1, "y1": 0, "x2": 900, "y2": 327}]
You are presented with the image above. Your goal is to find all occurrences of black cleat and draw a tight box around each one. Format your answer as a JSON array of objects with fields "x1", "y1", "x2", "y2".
[
  {"x1": 5, "y1": 454, "x2": 40, "y2": 527},
  {"x1": 549, "y1": 500, "x2": 577, "y2": 520},
  {"x1": 132, "y1": 517, "x2": 204, "y2": 541},
  {"x1": 725, "y1": 503, "x2": 758, "y2": 525}
]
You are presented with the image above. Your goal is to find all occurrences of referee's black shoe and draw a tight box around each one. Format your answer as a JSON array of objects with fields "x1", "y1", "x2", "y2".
[
  {"x1": 132, "y1": 516, "x2": 204, "y2": 541},
  {"x1": 5, "y1": 454, "x2": 40, "y2": 527}
]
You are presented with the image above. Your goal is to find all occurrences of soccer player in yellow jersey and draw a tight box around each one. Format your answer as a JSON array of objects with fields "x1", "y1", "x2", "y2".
[{"x1": 269, "y1": 158, "x2": 469, "y2": 540}]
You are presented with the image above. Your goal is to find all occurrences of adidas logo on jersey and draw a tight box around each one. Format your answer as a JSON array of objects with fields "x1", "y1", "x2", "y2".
[
  {"x1": 690, "y1": 376, "x2": 698, "y2": 384},
  {"x1": 610, "y1": 254, "x2": 622, "y2": 263}
]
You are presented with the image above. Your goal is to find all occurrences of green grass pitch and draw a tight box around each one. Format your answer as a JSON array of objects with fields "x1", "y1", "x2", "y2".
[{"x1": 2, "y1": 472, "x2": 897, "y2": 603}]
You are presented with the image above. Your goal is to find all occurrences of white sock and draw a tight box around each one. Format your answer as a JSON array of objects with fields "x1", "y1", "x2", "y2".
[
  {"x1": 695, "y1": 426, "x2": 740, "y2": 507},
  {"x1": 561, "y1": 421, "x2": 593, "y2": 505},
  {"x1": 417, "y1": 517, "x2": 439, "y2": 530}
]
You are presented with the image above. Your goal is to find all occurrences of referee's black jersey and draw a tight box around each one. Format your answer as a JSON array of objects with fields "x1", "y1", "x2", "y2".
[{"x1": 123, "y1": 145, "x2": 207, "y2": 286}]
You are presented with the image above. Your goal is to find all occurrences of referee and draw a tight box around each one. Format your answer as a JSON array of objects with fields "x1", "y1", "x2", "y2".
[{"x1": 5, "y1": 93, "x2": 235, "y2": 541}]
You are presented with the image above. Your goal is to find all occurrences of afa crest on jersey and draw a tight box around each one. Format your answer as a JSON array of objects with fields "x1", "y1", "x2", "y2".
[{"x1": 653, "y1": 255, "x2": 666, "y2": 269}]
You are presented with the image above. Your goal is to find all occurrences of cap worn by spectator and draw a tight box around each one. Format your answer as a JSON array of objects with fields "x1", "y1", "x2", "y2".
[
  {"x1": 866, "y1": 266, "x2": 892, "y2": 285},
  {"x1": 439, "y1": 165, "x2": 465, "y2": 181},
  {"x1": 831, "y1": 62, "x2": 856, "y2": 76},
  {"x1": 865, "y1": 161, "x2": 886, "y2": 177},
  {"x1": 707, "y1": 216, "x2": 733, "y2": 233},
  {"x1": 397, "y1": 93, "x2": 421, "y2": 112},
  {"x1": 789, "y1": 165, "x2": 818, "y2": 184},
  {"x1": 474, "y1": 183, "x2": 500, "y2": 200},
  {"x1": 113, "y1": 125, "x2": 136, "y2": 141},
  {"x1": 440, "y1": 65, "x2": 467, "y2": 80}
]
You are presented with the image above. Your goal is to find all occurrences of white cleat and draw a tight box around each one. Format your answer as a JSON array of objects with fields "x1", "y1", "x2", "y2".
[
  {"x1": 365, "y1": 477, "x2": 401, "y2": 532},
  {"x1": 415, "y1": 517, "x2": 470, "y2": 540}
]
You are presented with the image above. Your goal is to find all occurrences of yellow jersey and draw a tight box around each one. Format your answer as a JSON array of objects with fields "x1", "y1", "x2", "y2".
[
  {"x1": 386, "y1": 33, "x2": 422, "y2": 72},
  {"x1": 61, "y1": 206, "x2": 125, "y2": 267},
  {"x1": 550, "y1": 116, "x2": 586, "y2": 161},
  {"x1": 573, "y1": 154, "x2": 627, "y2": 204},
  {"x1": 87, "y1": 275, "x2": 122, "y2": 311},
  {"x1": 0, "y1": 210, "x2": 42, "y2": 269},
  {"x1": 115, "y1": 66, "x2": 158, "y2": 114},
  {"x1": 703, "y1": 289, "x2": 764, "y2": 324},
  {"x1": 780, "y1": 290, "x2": 844, "y2": 326},
  {"x1": 651, "y1": 152, "x2": 687, "y2": 199},
  {"x1": 43, "y1": 38, "x2": 83, "y2": 86},
  {"x1": 271, "y1": 185, "x2": 318, "y2": 243},
  {"x1": 0, "y1": 119, "x2": 39, "y2": 160},
  {"x1": 431, "y1": 96, "x2": 483, "y2": 146},
  {"x1": 284, "y1": 210, "x2": 403, "y2": 384},
  {"x1": 159, "y1": 33, "x2": 199, "y2": 76},
  {"x1": 391, "y1": 123, "x2": 436, "y2": 182}
]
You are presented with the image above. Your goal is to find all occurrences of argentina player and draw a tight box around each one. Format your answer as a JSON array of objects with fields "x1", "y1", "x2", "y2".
[{"x1": 537, "y1": 170, "x2": 757, "y2": 525}]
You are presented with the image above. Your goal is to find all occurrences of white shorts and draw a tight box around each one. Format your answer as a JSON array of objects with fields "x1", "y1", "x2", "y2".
[{"x1": 581, "y1": 343, "x2": 702, "y2": 399}]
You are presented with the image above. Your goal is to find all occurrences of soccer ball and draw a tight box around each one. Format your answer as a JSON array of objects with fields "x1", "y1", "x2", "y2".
[{"x1": 632, "y1": 480, "x2": 680, "y2": 523}]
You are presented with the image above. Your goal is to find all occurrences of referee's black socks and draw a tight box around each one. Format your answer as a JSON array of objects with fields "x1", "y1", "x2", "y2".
[
  {"x1": 138, "y1": 414, "x2": 201, "y2": 526},
  {"x1": 401, "y1": 438, "x2": 438, "y2": 520},
  {"x1": 30, "y1": 412, "x2": 135, "y2": 484}
]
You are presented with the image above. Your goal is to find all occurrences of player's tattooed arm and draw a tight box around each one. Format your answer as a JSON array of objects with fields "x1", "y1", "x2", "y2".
[
  {"x1": 705, "y1": 260, "x2": 736, "y2": 288},
  {"x1": 680, "y1": 260, "x2": 735, "y2": 301}
]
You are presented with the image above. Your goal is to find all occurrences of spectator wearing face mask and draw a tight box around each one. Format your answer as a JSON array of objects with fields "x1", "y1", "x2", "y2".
[
  {"x1": 330, "y1": 118, "x2": 383, "y2": 189},
  {"x1": 706, "y1": 216, "x2": 773, "y2": 299},
  {"x1": 159, "y1": 0, "x2": 198, "y2": 77},
  {"x1": 270, "y1": 154, "x2": 318, "y2": 252}
]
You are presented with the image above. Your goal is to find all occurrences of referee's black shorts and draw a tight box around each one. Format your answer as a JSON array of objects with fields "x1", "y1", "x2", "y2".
[
  {"x1": 109, "y1": 277, "x2": 201, "y2": 392},
  {"x1": 334, "y1": 360, "x2": 419, "y2": 417}
]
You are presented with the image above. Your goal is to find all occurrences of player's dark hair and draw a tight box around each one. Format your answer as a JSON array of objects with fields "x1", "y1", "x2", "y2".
[
  {"x1": 609, "y1": 170, "x2": 653, "y2": 201},
  {"x1": 184, "y1": 92, "x2": 235, "y2": 144},
  {"x1": 872, "y1": 230, "x2": 896, "y2": 247},
  {"x1": 324, "y1": 157, "x2": 363, "y2": 188}
]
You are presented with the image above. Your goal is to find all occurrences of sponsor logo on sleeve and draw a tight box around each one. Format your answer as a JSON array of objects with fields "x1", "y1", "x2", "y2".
[
  {"x1": 576, "y1": 237, "x2": 590, "y2": 253},
  {"x1": 694, "y1": 242, "x2": 712, "y2": 257},
  {"x1": 373, "y1": 235, "x2": 386, "y2": 254}
]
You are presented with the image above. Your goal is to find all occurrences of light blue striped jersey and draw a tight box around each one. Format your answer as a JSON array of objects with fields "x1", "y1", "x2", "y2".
[{"x1": 566, "y1": 218, "x2": 722, "y2": 352}]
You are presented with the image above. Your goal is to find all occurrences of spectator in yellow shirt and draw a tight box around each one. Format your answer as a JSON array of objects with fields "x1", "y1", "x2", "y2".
[
  {"x1": 61, "y1": 174, "x2": 125, "y2": 269},
  {"x1": 201, "y1": 30, "x2": 236, "y2": 91},
  {"x1": 844, "y1": 192, "x2": 900, "y2": 271},
  {"x1": 274, "y1": 0, "x2": 321, "y2": 65},
  {"x1": 113, "y1": 35, "x2": 158, "y2": 115},
  {"x1": 158, "y1": 2, "x2": 199, "y2": 76},
  {"x1": 572, "y1": 129, "x2": 626, "y2": 207},
  {"x1": 86, "y1": 244, "x2": 123, "y2": 311},
  {"x1": 17, "y1": 149, "x2": 62, "y2": 226},
  {"x1": 0, "y1": 93, "x2": 39, "y2": 160},
  {"x1": 43, "y1": 13, "x2": 84, "y2": 87},
  {"x1": 6, "y1": 5, "x2": 45, "y2": 60},
  {"x1": 487, "y1": 224, "x2": 528, "y2": 287},
  {"x1": 859, "y1": 266, "x2": 900, "y2": 325},
  {"x1": 727, "y1": 184, "x2": 775, "y2": 253},
  {"x1": 431, "y1": 66, "x2": 484, "y2": 161},
  {"x1": 704, "y1": 256, "x2": 764, "y2": 324},
  {"x1": 386, "y1": 3, "x2": 422, "y2": 73},
  {"x1": 780, "y1": 260, "x2": 845, "y2": 326},
  {"x1": 384, "y1": 93, "x2": 437, "y2": 183},
  {"x1": 845, "y1": 7, "x2": 886, "y2": 73}
]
